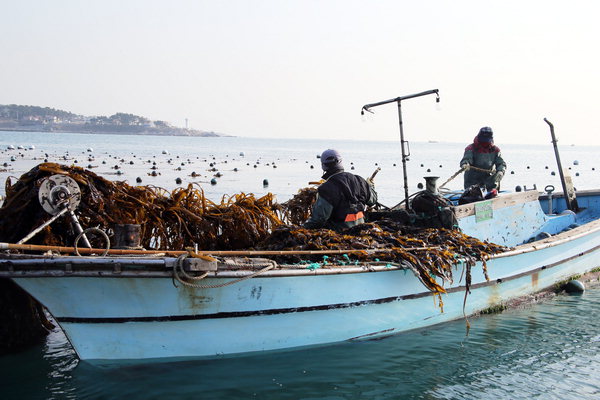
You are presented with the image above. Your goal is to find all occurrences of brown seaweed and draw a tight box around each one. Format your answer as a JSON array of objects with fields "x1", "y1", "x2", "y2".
[{"x1": 0, "y1": 163, "x2": 507, "y2": 299}]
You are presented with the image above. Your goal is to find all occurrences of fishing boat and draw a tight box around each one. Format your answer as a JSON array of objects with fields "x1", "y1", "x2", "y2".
[
  {"x1": 1, "y1": 182, "x2": 599, "y2": 362},
  {"x1": 1, "y1": 93, "x2": 598, "y2": 363}
]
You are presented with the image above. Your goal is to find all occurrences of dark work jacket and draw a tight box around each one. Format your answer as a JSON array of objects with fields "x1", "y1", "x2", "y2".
[
  {"x1": 304, "y1": 171, "x2": 376, "y2": 230},
  {"x1": 460, "y1": 138, "x2": 507, "y2": 190}
]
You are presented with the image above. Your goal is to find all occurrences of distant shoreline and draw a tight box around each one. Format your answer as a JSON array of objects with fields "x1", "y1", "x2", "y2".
[{"x1": 0, "y1": 127, "x2": 231, "y2": 138}]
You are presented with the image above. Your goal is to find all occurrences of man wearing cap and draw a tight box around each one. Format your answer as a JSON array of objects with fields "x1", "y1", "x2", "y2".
[
  {"x1": 303, "y1": 149, "x2": 377, "y2": 230},
  {"x1": 460, "y1": 126, "x2": 507, "y2": 191}
]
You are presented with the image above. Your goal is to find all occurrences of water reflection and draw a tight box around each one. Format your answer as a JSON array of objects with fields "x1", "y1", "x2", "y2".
[{"x1": 2, "y1": 289, "x2": 599, "y2": 399}]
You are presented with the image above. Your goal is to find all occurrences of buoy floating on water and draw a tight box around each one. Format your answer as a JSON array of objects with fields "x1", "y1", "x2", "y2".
[{"x1": 564, "y1": 279, "x2": 585, "y2": 293}]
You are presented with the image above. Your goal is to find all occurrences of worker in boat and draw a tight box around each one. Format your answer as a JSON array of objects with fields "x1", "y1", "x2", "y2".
[
  {"x1": 303, "y1": 149, "x2": 377, "y2": 230},
  {"x1": 460, "y1": 126, "x2": 506, "y2": 191}
]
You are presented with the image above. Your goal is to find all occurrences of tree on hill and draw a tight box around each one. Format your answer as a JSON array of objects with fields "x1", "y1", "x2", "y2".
[{"x1": 0, "y1": 105, "x2": 78, "y2": 120}]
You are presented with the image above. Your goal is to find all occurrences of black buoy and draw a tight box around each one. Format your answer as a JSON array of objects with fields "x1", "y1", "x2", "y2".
[
  {"x1": 310, "y1": 165, "x2": 314, "y2": 169},
  {"x1": 233, "y1": 168, "x2": 238, "y2": 172},
  {"x1": 175, "y1": 177, "x2": 182, "y2": 185},
  {"x1": 417, "y1": 182, "x2": 424, "y2": 189},
  {"x1": 564, "y1": 279, "x2": 585, "y2": 293},
  {"x1": 351, "y1": 166, "x2": 355, "y2": 170},
  {"x1": 576, "y1": 172, "x2": 580, "y2": 176},
  {"x1": 551, "y1": 171, "x2": 556, "y2": 176},
  {"x1": 515, "y1": 186, "x2": 522, "y2": 192},
  {"x1": 263, "y1": 179, "x2": 269, "y2": 187},
  {"x1": 210, "y1": 178, "x2": 217, "y2": 185},
  {"x1": 151, "y1": 171, "x2": 157, "y2": 177},
  {"x1": 510, "y1": 171, "x2": 514, "y2": 174},
  {"x1": 136, "y1": 177, "x2": 142, "y2": 183},
  {"x1": 427, "y1": 168, "x2": 431, "y2": 172}
]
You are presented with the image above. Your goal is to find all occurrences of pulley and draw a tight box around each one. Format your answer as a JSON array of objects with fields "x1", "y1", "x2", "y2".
[
  {"x1": 38, "y1": 174, "x2": 81, "y2": 215},
  {"x1": 17, "y1": 174, "x2": 110, "y2": 255}
]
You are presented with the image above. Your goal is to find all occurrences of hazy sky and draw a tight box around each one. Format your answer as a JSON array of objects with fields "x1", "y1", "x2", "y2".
[{"x1": 2, "y1": 0, "x2": 600, "y2": 145}]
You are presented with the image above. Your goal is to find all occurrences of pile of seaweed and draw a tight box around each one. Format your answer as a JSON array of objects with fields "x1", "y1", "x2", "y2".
[
  {"x1": 256, "y1": 222, "x2": 505, "y2": 295},
  {"x1": 0, "y1": 163, "x2": 296, "y2": 250},
  {"x1": 0, "y1": 163, "x2": 506, "y2": 296}
]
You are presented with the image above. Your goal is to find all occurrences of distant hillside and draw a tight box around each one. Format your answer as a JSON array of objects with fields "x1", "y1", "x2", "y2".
[{"x1": 0, "y1": 104, "x2": 225, "y2": 137}]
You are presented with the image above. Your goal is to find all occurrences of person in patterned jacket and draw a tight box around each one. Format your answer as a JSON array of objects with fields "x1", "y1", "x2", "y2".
[{"x1": 460, "y1": 126, "x2": 506, "y2": 190}]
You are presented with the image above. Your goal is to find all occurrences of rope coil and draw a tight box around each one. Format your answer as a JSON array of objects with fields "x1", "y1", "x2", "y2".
[{"x1": 173, "y1": 254, "x2": 277, "y2": 289}]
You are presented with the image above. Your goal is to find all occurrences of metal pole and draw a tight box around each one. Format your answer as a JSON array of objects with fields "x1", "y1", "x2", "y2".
[
  {"x1": 544, "y1": 118, "x2": 576, "y2": 211},
  {"x1": 68, "y1": 210, "x2": 92, "y2": 248},
  {"x1": 397, "y1": 101, "x2": 411, "y2": 210},
  {"x1": 361, "y1": 89, "x2": 439, "y2": 210}
]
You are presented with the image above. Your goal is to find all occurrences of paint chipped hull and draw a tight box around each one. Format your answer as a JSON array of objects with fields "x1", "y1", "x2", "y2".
[{"x1": 4, "y1": 190, "x2": 600, "y2": 361}]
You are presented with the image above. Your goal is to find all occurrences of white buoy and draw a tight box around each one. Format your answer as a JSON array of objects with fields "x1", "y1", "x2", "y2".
[
  {"x1": 7, "y1": 145, "x2": 15, "y2": 150},
  {"x1": 27, "y1": 145, "x2": 35, "y2": 150},
  {"x1": 87, "y1": 148, "x2": 94, "y2": 152},
  {"x1": 162, "y1": 150, "x2": 169, "y2": 155},
  {"x1": 574, "y1": 160, "x2": 579, "y2": 165}
]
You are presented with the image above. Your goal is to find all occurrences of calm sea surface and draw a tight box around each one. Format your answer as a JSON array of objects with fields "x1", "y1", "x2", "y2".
[{"x1": 1, "y1": 131, "x2": 600, "y2": 399}]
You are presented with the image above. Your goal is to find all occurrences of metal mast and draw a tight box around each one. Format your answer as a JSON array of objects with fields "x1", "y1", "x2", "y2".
[{"x1": 361, "y1": 89, "x2": 440, "y2": 210}]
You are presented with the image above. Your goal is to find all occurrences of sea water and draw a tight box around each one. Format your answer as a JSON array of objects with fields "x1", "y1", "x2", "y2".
[
  {"x1": 1, "y1": 131, "x2": 600, "y2": 399},
  {"x1": 1, "y1": 288, "x2": 599, "y2": 399},
  {"x1": 2, "y1": 131, "x2": 600, "y2": 205}
]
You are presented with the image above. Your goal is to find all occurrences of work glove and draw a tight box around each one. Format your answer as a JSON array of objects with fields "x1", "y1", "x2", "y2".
[
  {"x1": 461, "y1": 163, "x2": 470, "y2": 171},
  {"x1": 494, "y1": 170, "x2": 505, "y2": 182}
]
